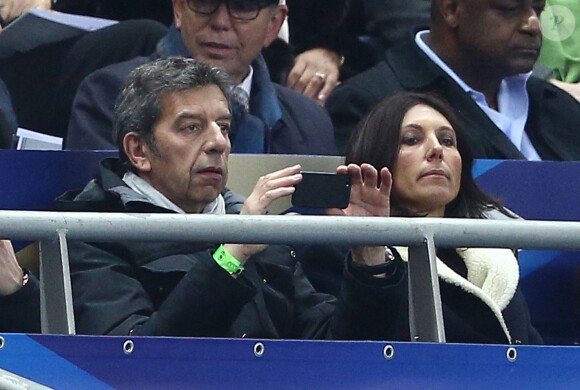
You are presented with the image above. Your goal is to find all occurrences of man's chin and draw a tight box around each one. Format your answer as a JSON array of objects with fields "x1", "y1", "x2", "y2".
[{"x1": 508, "y1": 57, "x2": 538, "y2": 75}]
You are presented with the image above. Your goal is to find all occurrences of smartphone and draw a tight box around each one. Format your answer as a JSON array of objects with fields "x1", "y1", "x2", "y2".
[{"x1": 292, "y1": 172, "x2": 351, "y2": 209}]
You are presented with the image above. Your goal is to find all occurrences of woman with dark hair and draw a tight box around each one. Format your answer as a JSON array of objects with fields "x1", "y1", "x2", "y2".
[
  {"x1": 324, "y1": 92, "x2": 542, "y2": 344},
  {"x1": 345, "y1": 92, "x2": 510, "y2": 219}
]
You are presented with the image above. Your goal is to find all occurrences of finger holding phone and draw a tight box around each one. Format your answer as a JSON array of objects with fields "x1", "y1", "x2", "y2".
[
  {"x1": 225, "y1": 164, "x2": 303, "y2": 263},
  {"x1": 331, "y1": 163, "x2": 391, "y2": 218},
  {"x1": 333, "y1": 163, "x2": 393, "y2": 268}
]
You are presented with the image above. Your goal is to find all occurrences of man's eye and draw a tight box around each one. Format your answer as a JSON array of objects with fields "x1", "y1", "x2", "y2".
[
  {"x1": 219, "y1": 123, "x2": 231, "y2": 133},
  {"x1": 184, "y1": 124, "x2": 201, "y2": 132}
]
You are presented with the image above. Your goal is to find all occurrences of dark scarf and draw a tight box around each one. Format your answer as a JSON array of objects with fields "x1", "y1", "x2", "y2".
[{"x1": 157, "y1": 24, "x2": 283, "y2": 153}]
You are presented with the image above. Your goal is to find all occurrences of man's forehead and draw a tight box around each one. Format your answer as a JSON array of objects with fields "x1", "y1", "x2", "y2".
[{"x1": 161, "y1": 87, "x2": 229, "y2": 111}]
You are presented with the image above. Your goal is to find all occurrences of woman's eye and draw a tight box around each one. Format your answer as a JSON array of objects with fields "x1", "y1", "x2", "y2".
[
  {"x1": 441, "y1": 137, "x2": 456, "y2": 147},
  {"x1": 401, "y1": 135, "x2": 419, "y2": 145}
]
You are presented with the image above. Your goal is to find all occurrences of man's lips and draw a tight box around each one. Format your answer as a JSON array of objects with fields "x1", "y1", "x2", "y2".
[
  {"x1": 201, "y1": 42, "x2": 234, "y2": 53},
  {"x1": 198, "y1": 167, "x2": 224, "y2": 178},
  {"x1": 513, "y1": 44, "x2": 541, "y2": 55}
]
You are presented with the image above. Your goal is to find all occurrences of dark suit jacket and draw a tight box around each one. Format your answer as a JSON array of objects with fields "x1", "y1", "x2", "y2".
[
  {"x1": 326, "y1": 39, "x2": 580, "y2": 160},
  {"x1": 66, "y1": 55, "x2": 338, "y2": 156}
]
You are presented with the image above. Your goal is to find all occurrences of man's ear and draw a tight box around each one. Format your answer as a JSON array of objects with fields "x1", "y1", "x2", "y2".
[
  {"x1": 123, "y1": 132, "x2": 152, "y2": 173},
  {"x1": 263, "y1": 5, "x2": 288, "y2": 48},
  {"x1": 435, "y1": 0, "x2": 461, "y2": 29},
  {"x1": 173, "y1": 0, "x2": 185, "y2": 29}
]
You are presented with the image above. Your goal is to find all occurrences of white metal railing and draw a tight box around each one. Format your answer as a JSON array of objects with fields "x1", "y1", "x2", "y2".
[{"x1": 3, "y1": 210, "x2": 580, "y2": 341}]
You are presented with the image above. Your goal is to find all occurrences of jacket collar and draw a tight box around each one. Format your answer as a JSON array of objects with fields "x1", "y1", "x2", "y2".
[
  {"x1": 385, "y1": 40, "x2": 447, "y2": 91},
  {"x1": 58, "y1": 158, "x2": 246, "y2": 214},
  {"x1": 395, "y1": 246, "x2": 519, "y2": 343}
]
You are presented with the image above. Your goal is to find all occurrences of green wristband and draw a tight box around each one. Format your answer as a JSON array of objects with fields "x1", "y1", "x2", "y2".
[{"x1": 213, "y1": 245, "x2": 244, "y2": 275}]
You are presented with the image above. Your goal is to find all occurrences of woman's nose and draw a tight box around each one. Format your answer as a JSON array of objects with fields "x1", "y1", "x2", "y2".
[{"x1": 426, "y1": 138, "x2": 443, "y2": 160}]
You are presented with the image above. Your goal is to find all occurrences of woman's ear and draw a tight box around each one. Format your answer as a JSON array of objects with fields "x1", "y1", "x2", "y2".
[{"x1": 123, "y1": 132, "x2": 152, "y2": 173}]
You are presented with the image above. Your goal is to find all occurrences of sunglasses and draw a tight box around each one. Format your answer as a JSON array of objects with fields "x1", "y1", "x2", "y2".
[{"x1": 186, "y1": 0, "x2": 276, "y2": 21}]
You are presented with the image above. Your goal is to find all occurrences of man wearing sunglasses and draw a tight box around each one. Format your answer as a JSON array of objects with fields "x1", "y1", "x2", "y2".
[{"x1": 66, "y1": 0, "x2": 338, "y2": 156}]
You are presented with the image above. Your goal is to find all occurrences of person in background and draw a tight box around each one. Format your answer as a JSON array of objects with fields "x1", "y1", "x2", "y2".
[
  {"x1": 269, "y1": 0, "x2": 430, "y2": 106},
  {"x1": 0, "y1": 0, "x2": 168, "y2": 139},
  {"x1": 66, "y1": 0, "x2": 337, "y2": 156},
  {"x1": 327, "y1": 0, "x2": 580, "y2": 161}
]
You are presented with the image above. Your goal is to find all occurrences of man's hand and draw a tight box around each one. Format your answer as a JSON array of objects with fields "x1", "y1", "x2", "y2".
[
  {"x1": 224, "y1": 165, "x2": 302, "y2": 263},
  {"x1": 0, "y1": 240, "x2": 25, "y2": 296},
  {"x1": 285, "y1": 48, "x2": 341, "y2": 106},
  {"x1": 0, "y1": 0, "x2": 51, "y2": 26},
  {"x1": 329, "y1": 164, "x2": 392, "y2": 266}
]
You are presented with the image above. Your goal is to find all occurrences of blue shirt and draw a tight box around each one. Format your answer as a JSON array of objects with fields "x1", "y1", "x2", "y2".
[{"x1": 415, "y1": 31, "x2": 541, "y2": 160}]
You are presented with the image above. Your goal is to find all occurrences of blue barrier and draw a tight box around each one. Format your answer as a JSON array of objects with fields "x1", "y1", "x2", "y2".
[
  {"x1": 0, "y1": 334, "x2": 579, "y2": 389},
  {"x1": 474, "y1": 160, "x2": 580, "y2": 344},
  {"x1": 0, "y1": 151, "x2": 580, "y2": 389}
]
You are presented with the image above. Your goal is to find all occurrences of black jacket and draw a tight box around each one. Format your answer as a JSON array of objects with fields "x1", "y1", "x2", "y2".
[
  {"x1": 0, "y1": 274, "x2": 40, "y2": 333},
  {"x1": 326, "y1": 39, "x2": 580, "y2": 159},
  {"x1": 301, "y1": 244, "x2": 542, "y2": 345},
  {"x1": 55, "y1": 159, "x2": 401, "y2": 339}
]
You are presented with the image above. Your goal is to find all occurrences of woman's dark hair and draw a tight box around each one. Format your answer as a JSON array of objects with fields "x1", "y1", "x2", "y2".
[{"x1": 345, "y1": 92, "x2": 510, "y2": 219}]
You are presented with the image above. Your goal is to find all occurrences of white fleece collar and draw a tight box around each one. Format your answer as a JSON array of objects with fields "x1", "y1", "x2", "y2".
[{"x1": 395, "y1": 247, "x2": 520, "y2": 343}]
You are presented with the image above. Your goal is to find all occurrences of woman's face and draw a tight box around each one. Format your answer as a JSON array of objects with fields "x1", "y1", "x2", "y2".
[{"x1": 391, "y1": 104, "x2": 462, "y2": 217}]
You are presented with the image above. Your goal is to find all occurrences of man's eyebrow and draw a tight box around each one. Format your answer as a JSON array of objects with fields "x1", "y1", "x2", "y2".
[
  {"x1": 217, "y1": 111, "x2": 232, "y2": 121},
  {"x1": 174, "y1": 110, "x2": 201, "y2": 120}
]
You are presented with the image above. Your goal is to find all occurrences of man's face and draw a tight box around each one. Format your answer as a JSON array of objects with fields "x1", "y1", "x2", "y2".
[
  {"x1": 136, "y1": 85, "x2": 232, "y2": 213},
  {"x1": 453, "y1": 0, "x2": 545, "y2": 76},
  {"x1": 173, "y1": 0, "x2": 286, "y2": 83}
]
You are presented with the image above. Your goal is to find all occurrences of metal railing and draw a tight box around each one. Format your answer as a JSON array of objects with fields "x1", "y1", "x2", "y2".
[{"x1": 2, "y1": 210, "x2": 580, "y2": 341}]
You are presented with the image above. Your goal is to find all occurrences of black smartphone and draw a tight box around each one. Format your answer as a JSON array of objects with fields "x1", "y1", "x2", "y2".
[{"x1": 292, "y1": 172, "x2": 351, "y2": 209}]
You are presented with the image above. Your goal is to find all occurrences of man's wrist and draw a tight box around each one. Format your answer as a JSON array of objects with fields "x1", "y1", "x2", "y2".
[{"x1": 213, "y1": 245, "x2": 245, "y2": 276}]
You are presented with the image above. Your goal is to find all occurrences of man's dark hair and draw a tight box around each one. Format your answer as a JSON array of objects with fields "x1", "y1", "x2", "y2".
[
  {"x1": 113, "y1": 56, "x2": 233, "y2": 168},
  {"x1": 345, "y1": 91, "x2": 510, "y2": 219}
]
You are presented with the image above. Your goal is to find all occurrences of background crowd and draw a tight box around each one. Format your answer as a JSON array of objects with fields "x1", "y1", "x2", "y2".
[{"x1": 0, "y1": 0, "x2": 579, "y2": 346}]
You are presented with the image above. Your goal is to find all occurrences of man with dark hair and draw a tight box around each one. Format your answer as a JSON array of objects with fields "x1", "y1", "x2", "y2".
[
  {"x1": 57, "y1": 57, "x2": 400, "y2": 338},
  {"x1": 66, "y1": 0, "x2": 338, "y2": 155},
  {"x1": 326, "y1": 0, "x2": 580, "y2": 160}
]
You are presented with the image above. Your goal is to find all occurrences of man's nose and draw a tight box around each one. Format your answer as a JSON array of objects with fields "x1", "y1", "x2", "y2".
[
  {"x1": 205, "y1": 123, "x2": 229, "y2": 153},
  {"x1": 207, "y1": 3, "x2": 234, "y2": 29},
  {"x1": 522, "y1": 8, "x2": 542, "y2": 35}
]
